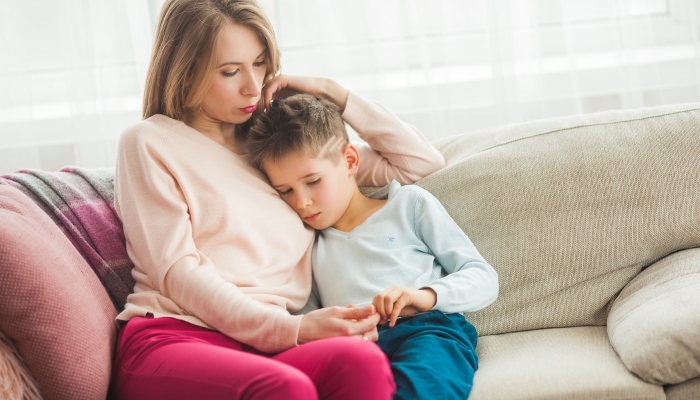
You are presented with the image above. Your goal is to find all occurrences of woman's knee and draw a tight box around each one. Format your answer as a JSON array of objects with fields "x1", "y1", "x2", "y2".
[
  {"x1": 327, "y1": 337, "x2": 392, "y2": 378},
  {"x1": 247, "y1": 367, "x2": 318, "y2": 400}
]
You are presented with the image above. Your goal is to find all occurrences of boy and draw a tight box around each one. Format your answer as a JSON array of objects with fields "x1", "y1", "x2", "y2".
[{"x1": 248, "y1": 94, "x2": 499, "y2": 400}]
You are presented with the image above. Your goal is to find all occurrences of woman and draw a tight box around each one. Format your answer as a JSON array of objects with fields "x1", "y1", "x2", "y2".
[{"x1": 111, "y1": 0, "x2": 445, "y2": 399}]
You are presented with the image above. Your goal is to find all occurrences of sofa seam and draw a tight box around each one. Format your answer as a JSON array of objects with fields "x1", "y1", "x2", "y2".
[{"x1": 468, "y1": 106, "x2": 700, "y2": 157}]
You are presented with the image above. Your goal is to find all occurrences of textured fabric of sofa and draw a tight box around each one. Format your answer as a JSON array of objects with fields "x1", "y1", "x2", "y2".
[{"x1": 1, "y1": 103, "x2": 699, "y2": 399}]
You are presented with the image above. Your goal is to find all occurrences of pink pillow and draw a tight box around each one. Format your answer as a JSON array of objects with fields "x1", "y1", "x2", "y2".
[{"x1": 0, "y1": 180, "x2": 118, "y2": 400}]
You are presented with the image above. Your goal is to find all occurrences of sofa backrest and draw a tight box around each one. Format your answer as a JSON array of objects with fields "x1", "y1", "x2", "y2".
[{"x1": 422, "y1": 103, "x2": 700, "y2": 336}]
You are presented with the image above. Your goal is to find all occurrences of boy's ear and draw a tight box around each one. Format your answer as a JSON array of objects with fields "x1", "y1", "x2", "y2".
[{"x1": 343, "y1": 144, "x2": 360, "y2": 177}]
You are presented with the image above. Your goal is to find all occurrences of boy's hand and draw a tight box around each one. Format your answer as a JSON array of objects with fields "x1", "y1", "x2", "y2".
[{"x1": 372, "y1": 286, "x2": 437, "y2": 327}]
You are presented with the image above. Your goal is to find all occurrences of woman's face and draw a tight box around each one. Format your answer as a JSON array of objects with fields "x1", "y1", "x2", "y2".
[{"x1": 199, "y1": 23, "x2": 267, "y2": 125}]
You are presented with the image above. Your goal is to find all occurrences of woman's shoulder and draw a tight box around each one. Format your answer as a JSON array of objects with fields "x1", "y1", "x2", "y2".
[{"x1": 119, "y1": 114, "x2": 183, "y2": 148}]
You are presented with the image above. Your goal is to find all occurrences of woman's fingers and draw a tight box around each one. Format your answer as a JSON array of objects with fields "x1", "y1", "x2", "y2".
[
  {"x1": 262, "y1": 75, "x2": 349, "y2": 112},
  {"x1": 336, "y1": 304, "x2": 375, "y2": 321},
  {"x1": 262, "y1": 76, "x2": 287, "y2": 111}
]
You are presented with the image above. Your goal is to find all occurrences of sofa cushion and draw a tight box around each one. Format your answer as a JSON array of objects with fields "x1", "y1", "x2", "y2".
[
  {"x1": 608, "y1": 248, "x2": 700, "y2": 385},
  {"x1": 470, "y1": 326, "x2": 664, "y2": 400},
  {"x1": 421, "y1": 103, "x2": 700, "y2": 336},
  {"x1": 0, "y1": 180, "x2": 118, "y2": 400},
  {"x1": 666, "y1": 376, "x2": 700, "y2": 400}
]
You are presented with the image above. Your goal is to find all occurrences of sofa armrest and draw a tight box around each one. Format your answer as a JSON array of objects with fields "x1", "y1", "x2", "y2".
[{"x1": 608, "y1": 248, "x2": 700, "y2": 385}]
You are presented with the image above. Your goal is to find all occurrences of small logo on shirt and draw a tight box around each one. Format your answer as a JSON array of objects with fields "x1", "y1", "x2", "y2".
[{"x1": 387, "y1": 236, "x2": 395, "y2": 243}]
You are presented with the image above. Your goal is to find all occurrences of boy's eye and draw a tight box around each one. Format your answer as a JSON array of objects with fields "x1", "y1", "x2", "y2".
[{"x1": 308, "y1": 178, "x2": 321, "y2": 186}]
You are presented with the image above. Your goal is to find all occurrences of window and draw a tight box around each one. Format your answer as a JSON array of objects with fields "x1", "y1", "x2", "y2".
[{"x1": 1, "y1": 0, "x2": 698, "y2": 173}]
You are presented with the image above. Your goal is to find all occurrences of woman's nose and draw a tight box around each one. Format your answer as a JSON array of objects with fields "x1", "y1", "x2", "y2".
[{"x1": 241, "y1": 69, "x2": 261, "y2": 97}]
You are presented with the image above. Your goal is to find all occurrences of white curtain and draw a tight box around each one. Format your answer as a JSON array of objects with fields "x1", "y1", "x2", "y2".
[{"x1": 1, "y1": 0, "x2": 699, "y2": 174}]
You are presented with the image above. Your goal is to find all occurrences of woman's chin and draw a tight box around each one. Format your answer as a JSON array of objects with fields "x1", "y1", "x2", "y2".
[{"x1": 227, "y1": 112, "x2": 255, "y2": 125}]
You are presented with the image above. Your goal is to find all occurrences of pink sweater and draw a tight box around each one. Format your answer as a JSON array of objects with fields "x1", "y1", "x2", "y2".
[{"x1": 114, "y1": 92, "x2": 445, "y2": 353}]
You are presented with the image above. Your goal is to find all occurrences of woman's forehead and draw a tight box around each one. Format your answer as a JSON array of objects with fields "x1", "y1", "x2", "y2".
[{"x1": 216, "y1": 23, "x2": 265, "y2": 65}]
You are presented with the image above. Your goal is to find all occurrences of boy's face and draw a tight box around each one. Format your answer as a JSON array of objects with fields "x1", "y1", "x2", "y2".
[{"x1": 263, "y1": 147, "x2": 357, "y2": 230}]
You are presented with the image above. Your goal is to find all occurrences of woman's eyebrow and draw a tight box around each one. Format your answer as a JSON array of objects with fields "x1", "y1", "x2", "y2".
[{"x1": 217, "y1": 50, "x2": 266, "y2": 68}]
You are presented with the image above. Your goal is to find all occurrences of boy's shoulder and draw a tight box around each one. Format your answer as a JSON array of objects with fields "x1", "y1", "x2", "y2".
[{"x1": 369, "y1": 180, "x2": 428, "y2": 203}]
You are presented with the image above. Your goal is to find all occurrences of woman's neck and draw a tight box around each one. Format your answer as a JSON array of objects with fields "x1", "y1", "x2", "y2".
[
  {"x1": 333, "y1": 185, "x2": 387, "y2": 232},
  {"x1": 187, "y1": 114, "x2": 243, "y2": 155}
]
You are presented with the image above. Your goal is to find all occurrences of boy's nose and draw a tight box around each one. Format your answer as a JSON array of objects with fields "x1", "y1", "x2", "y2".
[{"x1": 297, "y1": 196, "x2": 312, "y2": 209}]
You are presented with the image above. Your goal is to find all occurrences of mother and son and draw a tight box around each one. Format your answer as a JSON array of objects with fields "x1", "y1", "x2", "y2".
[{"x1": 111, "y1": 0, "x2": 499, "y2": 399}]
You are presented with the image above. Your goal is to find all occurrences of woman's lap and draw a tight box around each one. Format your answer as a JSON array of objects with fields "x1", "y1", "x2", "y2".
[{"x1": 111, "y1": 316, "x2": 393, "y2": 400}]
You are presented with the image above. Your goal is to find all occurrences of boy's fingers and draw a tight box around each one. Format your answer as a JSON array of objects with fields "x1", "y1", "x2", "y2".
[
  {"x1": 372, "y1": 296, "x2": 386, "y2": 321},
  {"x1": 383, "y1": 288, "x2": 403, "y2": 320},
  {"x1": 390, "y1": 297, "x2": 408, "y2": 327}
]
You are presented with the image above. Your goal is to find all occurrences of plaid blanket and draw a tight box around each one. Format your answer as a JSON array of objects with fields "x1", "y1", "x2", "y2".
[{"x1": 1, "y1": 167, "x2": 134, "y2": 311}]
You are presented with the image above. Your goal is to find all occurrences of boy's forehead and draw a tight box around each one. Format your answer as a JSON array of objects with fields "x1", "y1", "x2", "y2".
[{"x1": 264, "y1": 152, "x2": 331, "y2": 182}]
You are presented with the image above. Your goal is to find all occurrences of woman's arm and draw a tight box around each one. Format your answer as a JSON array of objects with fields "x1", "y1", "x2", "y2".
[
  {"x1": 115, "y1": 124, "x2": 378, "y2": 352},
  {"x1": 263, "y1": 76, "x2": 445, "y2": 186}
]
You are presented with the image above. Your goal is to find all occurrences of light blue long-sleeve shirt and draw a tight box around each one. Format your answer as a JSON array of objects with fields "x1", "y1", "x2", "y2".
[{"x1": 309, "y1": 180, "x2": 499, "y2": 314}]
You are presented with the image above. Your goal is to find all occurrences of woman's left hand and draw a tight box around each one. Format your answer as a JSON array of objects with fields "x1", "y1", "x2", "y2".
[{"x1": 263, "y1": 75, "x2": 349, "y2": 113}]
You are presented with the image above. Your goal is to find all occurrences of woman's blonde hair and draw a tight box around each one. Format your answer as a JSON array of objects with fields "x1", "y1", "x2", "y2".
[{"x1": 142, "y1": 0, "x2": 280, "y2": 122}]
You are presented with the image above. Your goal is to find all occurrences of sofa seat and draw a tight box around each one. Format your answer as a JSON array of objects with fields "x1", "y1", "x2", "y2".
[
  {"x1": 471, "y1": 326, "x2": 665, "y2": 400},
  {"x1": 666, "y1": 376, "x2": 700, "y2": 400}
]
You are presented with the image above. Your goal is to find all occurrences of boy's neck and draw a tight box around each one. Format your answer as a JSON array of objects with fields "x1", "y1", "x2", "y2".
[{"x1": 332, "y1": 183, "x2": 387, "y2": 232}]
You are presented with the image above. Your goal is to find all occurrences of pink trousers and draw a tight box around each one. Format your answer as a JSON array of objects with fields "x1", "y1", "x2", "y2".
[{"x1": 110, "y1": 316, "x2": 395, "y2": 400}]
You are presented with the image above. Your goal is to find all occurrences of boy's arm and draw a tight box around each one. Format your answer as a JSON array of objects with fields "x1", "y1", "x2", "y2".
[
  {"x1": 415, "y1": 190, "x2": 500, "y2": 313},
  {"x1": 341, "y1": 92, "x2": 445, "y2": 187}
]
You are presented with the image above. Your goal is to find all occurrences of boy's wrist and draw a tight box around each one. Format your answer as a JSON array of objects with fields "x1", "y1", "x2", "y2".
[{"x1": 416, "y1": 288, "x2": 437, "y2": 311}]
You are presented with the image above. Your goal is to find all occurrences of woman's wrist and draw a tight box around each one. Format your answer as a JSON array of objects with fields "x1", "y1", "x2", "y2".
[{"x1": 320, "y1": 78, "x2": 349, "y2": 112}]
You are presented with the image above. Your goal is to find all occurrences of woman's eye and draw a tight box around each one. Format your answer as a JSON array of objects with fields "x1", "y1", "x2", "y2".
[
  {"x1": 308, "y1": 179, "x2": 321, "y2": 186},
  {"x1": 253, "y1": 60, "x2": 266, "y2": 67},
  {"x1": 279, "y1": 189, "x2": 292, "y2": 196},
  {"x1": 223, "y1": 70, "x2": 239, "y2": 77}
]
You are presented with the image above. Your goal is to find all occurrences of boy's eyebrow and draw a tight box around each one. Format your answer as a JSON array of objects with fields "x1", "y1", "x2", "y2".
[
  {"x1": 217, "y1": 50, "x2": 266, "y2": 68},
  {"x1": 272, "y1": 172, "x2": 319, "y2": 188}
]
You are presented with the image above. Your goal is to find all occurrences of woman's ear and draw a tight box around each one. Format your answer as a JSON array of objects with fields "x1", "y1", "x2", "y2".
[{"x1": 343, "y1": 144, "x2": 360, "y2": 177}]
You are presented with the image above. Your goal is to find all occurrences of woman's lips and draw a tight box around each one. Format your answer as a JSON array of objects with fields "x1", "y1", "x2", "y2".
[
  {"x1": 239, "y1": 104, "x2": 257, "y2": 113},
  {"x1": 304, "y1": 213, "x2": 320, "y2": 222}
]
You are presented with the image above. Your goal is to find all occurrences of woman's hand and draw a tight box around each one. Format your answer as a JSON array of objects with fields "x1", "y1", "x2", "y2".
[
  {"x1": 297, "y1": 304, "x2": 380, "y2": 344},
  {"x1": 263, "y1": 75, "x2": 350, "y2": 112},
  {"x1": 373, "y1": 286, "x2": 437, "y2": 327}
]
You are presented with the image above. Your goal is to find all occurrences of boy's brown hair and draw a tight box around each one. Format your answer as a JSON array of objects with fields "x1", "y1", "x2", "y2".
[{"x1": 247, "y1": 93, "x2": 350, "y2": 170}]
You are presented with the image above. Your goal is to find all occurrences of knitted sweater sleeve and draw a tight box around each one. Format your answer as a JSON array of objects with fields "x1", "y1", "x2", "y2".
[
  {"x1": 114, "y1": 124, "x2": 302, "y2": 353},
  {"x1": 342, "y1": 92, "x2": 445, "y2": 187}
]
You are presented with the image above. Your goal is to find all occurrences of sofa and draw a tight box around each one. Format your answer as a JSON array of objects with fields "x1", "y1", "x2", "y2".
[{"x1": 1, "y1": 102, "x2": 700, "y2": 400}]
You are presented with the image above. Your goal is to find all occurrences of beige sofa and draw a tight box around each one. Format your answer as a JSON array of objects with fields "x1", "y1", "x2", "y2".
[
  {"x1": 1, "y1": 103, "x2": 699, "y2": 399},
  {"x1": 422, "y1": 103, "x2": 700, "y2": 399}
]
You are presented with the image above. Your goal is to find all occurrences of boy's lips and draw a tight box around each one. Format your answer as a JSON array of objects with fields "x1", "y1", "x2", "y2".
[
  {"x1": 239, "y1": 104, "x2": 257, "y2": 113},
  {"x1": 304, "y1": 213, "x2": 320, "y2": 222}
]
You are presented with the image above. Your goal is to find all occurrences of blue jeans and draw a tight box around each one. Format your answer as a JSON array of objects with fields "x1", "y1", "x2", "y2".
[{"x1": 376, "y1": 311, "x2": 478, "y2": 400}]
